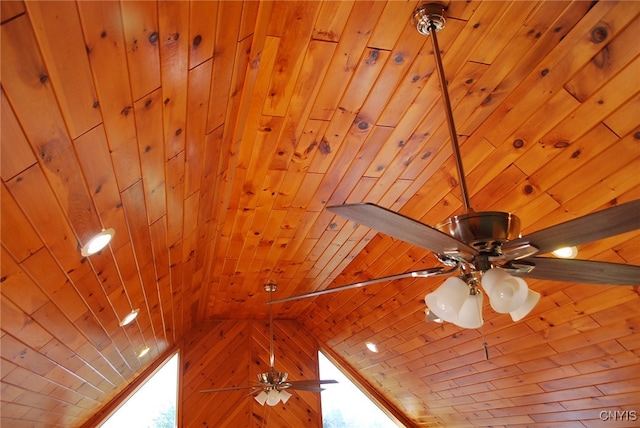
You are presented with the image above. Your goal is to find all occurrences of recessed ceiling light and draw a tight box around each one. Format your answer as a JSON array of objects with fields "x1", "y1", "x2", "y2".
[
  {"x1": 552, "y1": 246, "x2": 578, "y2": 259},
  {"x1": 119, "y1": 309, "x2": 140, "y2": 327},
  {"x1": 137, "y1": 346, "x2": 150, "y2": 358},
  {"x1": 365, "y1": 342, "x2": 378, "y2": 353},
  {"x1": 81, "y1": 228, "x2": 115, "y2": 257}
]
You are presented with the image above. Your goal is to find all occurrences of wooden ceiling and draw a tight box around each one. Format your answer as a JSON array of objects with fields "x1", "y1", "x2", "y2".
[{"x1": 1, "y1": 0, "x2": 639, "y2": 426}]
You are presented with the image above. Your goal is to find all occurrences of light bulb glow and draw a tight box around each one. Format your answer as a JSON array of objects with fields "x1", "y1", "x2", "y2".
[
  {"x1": 81, "y1": 228, "x2": 115, "y2": 256},
  {"x1": 119, "y1": 309, "x2": 140, "y2": 327},
  {"x1": 137, "y1": 346, "x2": 150, "y2": 358},
  {"x1": 552, "y1": 246, "x2": 578, "y2": 259},
  {"x1": 365, "y1": 342, "x2": 378, "y2": 353}
]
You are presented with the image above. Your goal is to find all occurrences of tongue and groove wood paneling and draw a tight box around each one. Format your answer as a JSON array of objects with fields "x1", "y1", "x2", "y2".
[
  {"x1": 180, "y1": 319, "x2": 323, "y2": 428},
  {"x1": 1, "y1": 1, "x2": 639, "y2": 427}
]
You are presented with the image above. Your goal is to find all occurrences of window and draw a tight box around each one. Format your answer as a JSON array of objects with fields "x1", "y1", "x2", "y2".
[
  {"x1": 319, "y1": 352, "x2": 399, "y2": 428},
  {"x1": 100, "y1": 353, "x2": 179, "y2": 428}
]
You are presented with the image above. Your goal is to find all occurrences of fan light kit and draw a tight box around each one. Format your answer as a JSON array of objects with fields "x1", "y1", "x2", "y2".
[
  {"x1": 81, "y1": 228, "x2": 115, "y2": 257},
  {"x1": 268, "y1": 3, "x2": 640, "y2": 330},
  {"x1": 200, "y1": 283, "x2": 337, "y2": 406}
]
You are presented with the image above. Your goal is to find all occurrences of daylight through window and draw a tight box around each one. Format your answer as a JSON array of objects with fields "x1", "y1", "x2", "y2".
[
  {"x1": 319, "y1": 352, "x2": 399, "y2": 428},
  {"x1": 100, "y1": 353, "x2": 178, "y2": 428}
]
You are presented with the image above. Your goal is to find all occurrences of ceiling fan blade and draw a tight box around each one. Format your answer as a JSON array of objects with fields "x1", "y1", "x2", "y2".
[
  {"x1": 516, "y1": 257, "x2": 640, "y2": 285},
  {"x1": 328, "y1": 203, "x2": 477, "y2": 257},
  {"x1": 288, "y1": 385, "x2": 328, "y2": 392},
  {"x1": 504, "y1": 199, "x2": 640, "y2": 256},
  {"x1": 200, "y1": 385, "x2": 258, "y2": 393},
  {"x1": 268, "y1": 267, "x2": 454, "y2": 304},
  {"x1": 288, "y1": 379, "x2": 338, "y2": 386}
]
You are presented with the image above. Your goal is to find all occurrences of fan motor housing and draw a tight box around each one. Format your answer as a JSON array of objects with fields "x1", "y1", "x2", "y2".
[{"x1": 435, "y1": 211, "x2": 521, "y2": 254}]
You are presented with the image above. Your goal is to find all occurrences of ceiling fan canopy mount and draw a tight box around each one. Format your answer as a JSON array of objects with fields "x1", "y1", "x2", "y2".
[{"x1": 435, "y1": 211, "x2": 522, "y2": 255}]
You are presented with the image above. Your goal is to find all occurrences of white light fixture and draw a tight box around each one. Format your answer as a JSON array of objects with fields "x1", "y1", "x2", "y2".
[
  {"x1": 119, "y1": 309, "x2": 140, "y2": 327},
  {"x1": 481, "y1": 268, "x2": 528, "y2": 314},
  {"x1": 81, "y1": 228, "x2": 115, "y2": 256},
  {"x1": 455, "y1": 292, "x2": 483, "y2": 329},
  {"x1": 425, "y1": 268, "x2": 540, "y2": 329},
  {"x1": 509, "y1": 289, "x2": 541, "y2": 321},
  {"x1": 266, "y1": 389, "x2": 280, "y2": 406},
  {"x1": 254, "y1": 388, "x2": 292, "y2": 407},
  {"x1": 137, "y1": 346, "x2": 150, "y2": 358},
  {"x1": 278, "y1": 389, "x2": 292, "y2": 404},
  {"x1": 365, "y1": 342, "x2": 379, "y2": 353},
  {"x1": 425, "y1": 276, "x2": 468, "y2": 324},
  {"x1": 255, "y1": 391, "x2": 268, "y2": 406},
  {"x1": 552, "y1": 246, "x2": 578, "y2": 259}
]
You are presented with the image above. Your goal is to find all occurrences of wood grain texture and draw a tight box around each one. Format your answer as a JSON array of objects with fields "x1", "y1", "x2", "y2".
[
  {"x1": 180, "y1": 319, "x2": 323, "y2": 428},
  {"x1": 1, "y1": 1, "x2": 639, "y2": 427}
]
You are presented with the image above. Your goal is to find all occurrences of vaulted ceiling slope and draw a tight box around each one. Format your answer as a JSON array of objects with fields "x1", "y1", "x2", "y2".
[{"x1": 1, "y1": 0, "x2": 639, "y2": 427}]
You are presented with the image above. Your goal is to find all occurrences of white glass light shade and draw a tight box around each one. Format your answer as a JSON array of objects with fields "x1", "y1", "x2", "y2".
[
  {"x1": 266, "y1": 389, "x2": 281, "y2": 406},
  {"x1": 255, "y1": 391, "x2": 268, "y2": 406},
  {"x1": 510, "y1": 289, "x2": 541, "y2": 321},
  {"x1": 425, "y1": 276, "x2": 469, "y2": 323},
  {"x1": 455, "y1": 292, "x2": 484, "y2": 329},
  {"x1": 278, "y1": 389, "x2": 292, "y2": 404},
  {"x1": 481, "y1": 268, "x2": 528, "y2": 313}
]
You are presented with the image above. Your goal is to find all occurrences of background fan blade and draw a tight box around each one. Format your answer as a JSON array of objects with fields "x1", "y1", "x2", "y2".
[
  {"x1": 268, "y1": 269, "x2": 449, "y2": 304},
  {"x1": 516, "y1": 257, "x2": 640, "y2": 285},
  {"x1": 288, "y1": 379, "x2": 338, "y2": 386},
  {"x1": 200, "y1": 385, "x2": 258, "y2": 393},
  {"x1": 504, "y1": 200, "x2": 640, "y2": 255},
  {"x1": 289, "y1": 385, "x2": 327, "y2": 392},
  {"x1": 328, "y1": 203, "x2": 477, "y2": 256}
]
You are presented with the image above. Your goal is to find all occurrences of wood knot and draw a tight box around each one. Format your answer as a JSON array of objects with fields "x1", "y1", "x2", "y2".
[
  {"x1": 590, "y1": 26, "x2": 608, "y2": 43},
  {"x1": 553, "y1": 141, "x2": 570, "y2": 149}
]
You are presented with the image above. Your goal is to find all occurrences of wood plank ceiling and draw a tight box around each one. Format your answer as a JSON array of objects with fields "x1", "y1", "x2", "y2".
[{"x1": 1, "y1": 0, "x2": 639, "y2": 426}]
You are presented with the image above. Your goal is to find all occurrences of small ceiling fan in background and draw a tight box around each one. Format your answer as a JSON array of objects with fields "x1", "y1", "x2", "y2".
[
  {"x1": 200, "y1": 283, "x2": 337, "y2": 406},
  {"x1": 269, "y1": 4, "x2": 640, "y2": 329}
]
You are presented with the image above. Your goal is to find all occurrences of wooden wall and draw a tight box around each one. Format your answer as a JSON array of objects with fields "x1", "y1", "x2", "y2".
[{"x1": 180, "y1": 319, "x2": 323, "y2": 427}]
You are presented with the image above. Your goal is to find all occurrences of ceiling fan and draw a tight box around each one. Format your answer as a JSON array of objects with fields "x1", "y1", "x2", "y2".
[
  {"x1": 200, "y1": 283, "x2": 337, "y2": 406},
  {"x1": 269, "y1": 4, "x2": 640, "y2": 328}
]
